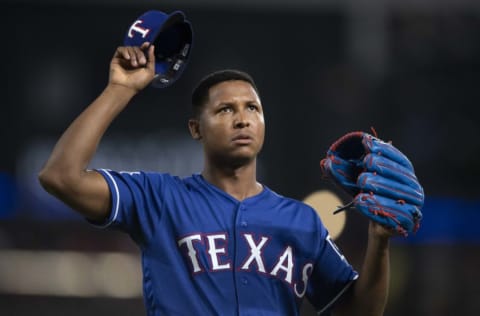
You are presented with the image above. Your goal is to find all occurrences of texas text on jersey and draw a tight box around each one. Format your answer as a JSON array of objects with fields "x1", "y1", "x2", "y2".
[{"x1": 90, "y1": 169, "x2": 358, "y2": 316}]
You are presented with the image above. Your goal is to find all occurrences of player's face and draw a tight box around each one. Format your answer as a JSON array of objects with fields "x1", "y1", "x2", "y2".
[{"x1": 192, "y1": 80, "x2": 265, "y2": 166}]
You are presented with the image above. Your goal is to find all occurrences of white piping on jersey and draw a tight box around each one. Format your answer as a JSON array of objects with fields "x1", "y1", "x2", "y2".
[
  {"x1": 316, "y1": 276, "x2": 358, "y2": 315},
  {"x1": 97, "y1": 169, "x2": 120, "y2": 228}
]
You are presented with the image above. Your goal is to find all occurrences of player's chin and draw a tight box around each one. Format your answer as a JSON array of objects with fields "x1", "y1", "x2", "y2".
[
  {"x1": 225, "y1": 147, "x2": 260, "y2": 165},
  {"x1": 232, "y1": 143, "x2": 262, "y2": 156}
]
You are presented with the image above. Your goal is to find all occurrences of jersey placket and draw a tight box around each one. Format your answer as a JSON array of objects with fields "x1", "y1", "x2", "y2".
[{"x1": 233, "y1": 201, "x2": 249, "y2": 315}]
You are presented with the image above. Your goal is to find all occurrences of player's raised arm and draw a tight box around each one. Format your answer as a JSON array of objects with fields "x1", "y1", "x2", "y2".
[
  {"x1": 332, "y1": 222, "x2": 393, "y2": 316},
  {"x1": 38, "y1": 43, "x2": 156, "y2": 222},
  {"x1": 320, "y1": 131, "x2": 424, "y2": 315}
]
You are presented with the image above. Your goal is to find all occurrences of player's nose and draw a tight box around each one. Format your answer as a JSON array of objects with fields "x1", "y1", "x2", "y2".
[
  {"x1": 233, "y1": 115, "x2": 250, "y2": 128},
  {"x1": 233, "y1": 111, "x2": 250, "y2": 128}
]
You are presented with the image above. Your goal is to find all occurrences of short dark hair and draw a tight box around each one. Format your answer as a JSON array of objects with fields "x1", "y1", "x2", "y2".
[{"x1": 191, "y1": 69, "x2": 259, "y2": 118}]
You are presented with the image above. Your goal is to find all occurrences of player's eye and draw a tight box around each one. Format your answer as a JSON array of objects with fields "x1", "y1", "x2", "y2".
[
  {"x1": 247, "y1": 104, "x2": 258, "y2": 111},
  {"x1": 219, "y1": 106, "x2": 232, "y2": 113}
]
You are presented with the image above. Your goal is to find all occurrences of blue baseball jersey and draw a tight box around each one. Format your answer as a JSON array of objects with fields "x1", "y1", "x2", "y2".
[{"x1": 93, "y1": 169, "x2": 358, "y2": 316}]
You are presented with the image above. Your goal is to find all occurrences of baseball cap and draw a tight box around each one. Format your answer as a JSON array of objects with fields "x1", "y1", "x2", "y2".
[{"x1": 123, "y1": 10, "x2": 193, "y2": 88}]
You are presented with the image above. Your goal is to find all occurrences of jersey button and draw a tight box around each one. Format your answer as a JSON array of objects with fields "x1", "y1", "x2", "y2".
[
  {"x1": 241, "y1": 277, "x2": 248, "y2": 285},
  {"x1": 240, "y1": 221, "x2": 248, "y2": 227}
]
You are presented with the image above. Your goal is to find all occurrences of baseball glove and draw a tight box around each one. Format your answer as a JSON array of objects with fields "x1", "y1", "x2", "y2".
[{"x1": 320, "y1": 131, "x2": 424, "y2": 236}]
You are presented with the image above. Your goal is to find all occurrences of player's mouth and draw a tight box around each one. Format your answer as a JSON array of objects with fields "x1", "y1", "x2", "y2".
[{"x1": 231, "y1": 134, "x2": 253, "y2": 145}]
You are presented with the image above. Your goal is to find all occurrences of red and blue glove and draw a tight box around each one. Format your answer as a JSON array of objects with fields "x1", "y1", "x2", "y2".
[{"x1": 320, "y1": 131, "x2": 424, "y2": 236}]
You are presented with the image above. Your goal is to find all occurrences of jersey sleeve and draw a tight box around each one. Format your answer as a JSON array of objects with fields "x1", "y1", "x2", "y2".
[
  {"x1": 88, "y1": 169, "x2": 170, "y2": 245},
  {"x1": 307, "y1": 219, "x2": 359, "y2": 314}
]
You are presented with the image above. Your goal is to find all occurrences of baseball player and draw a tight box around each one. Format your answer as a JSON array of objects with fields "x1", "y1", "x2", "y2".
[{"x1": 37, "y1": 11, "x2": 417, "y2": 316}]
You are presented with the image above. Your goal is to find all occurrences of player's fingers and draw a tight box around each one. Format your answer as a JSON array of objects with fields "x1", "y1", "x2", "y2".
[
  {"x1": 146, "y1": 45, "x2": 155, "y2": 70},
  {"x1": 132, "y1": 46, "x2": 147, "y2": 66},
  {"x1": 113, "y1": 46, "x2": 148, "y2": 67},
  {"x1": 140, "y1": 42, "x2": 150, "y2": 50},
  {"x1": 124, "y1": 46, "x2": 139, "y2": 67},
  {"x1": 114, "y1": 46, "x2": 131, "y2": 61}
]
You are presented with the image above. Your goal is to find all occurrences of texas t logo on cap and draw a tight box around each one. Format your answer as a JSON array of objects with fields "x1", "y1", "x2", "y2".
[
  {"x1": 124, "y1": 10, "x2": 193, "y2": 88},
  {"x1": 128, "y1": 20, "x2": 151, "y2": 39}
]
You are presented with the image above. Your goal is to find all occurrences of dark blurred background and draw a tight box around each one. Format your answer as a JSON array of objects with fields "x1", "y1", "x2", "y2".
[{"x1": 1, "y1": 0, "x2": 480, "y2": 315}]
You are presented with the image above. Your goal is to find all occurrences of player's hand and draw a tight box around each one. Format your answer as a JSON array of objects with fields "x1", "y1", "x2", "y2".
[
  {"x1": 369, "y1": 221, "x2": 396, "y2": 240},
  {"x1": 108, "y1": 42, "x2": 156, "y2": 93}
]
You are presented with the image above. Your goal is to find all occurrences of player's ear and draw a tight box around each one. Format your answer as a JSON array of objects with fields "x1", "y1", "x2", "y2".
[{"x1": 188, "y1": 119, "x2": 202, "y2": 140}]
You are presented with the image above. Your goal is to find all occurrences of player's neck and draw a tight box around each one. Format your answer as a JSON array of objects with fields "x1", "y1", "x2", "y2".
[{"x1": 202, "y1": 161, "x2": 262, "y2": 201}]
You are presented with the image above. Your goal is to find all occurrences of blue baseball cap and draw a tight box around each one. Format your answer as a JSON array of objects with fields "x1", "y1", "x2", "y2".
[{"x1": 124, "y1": 10, "x2": 193, "y2": 88}]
